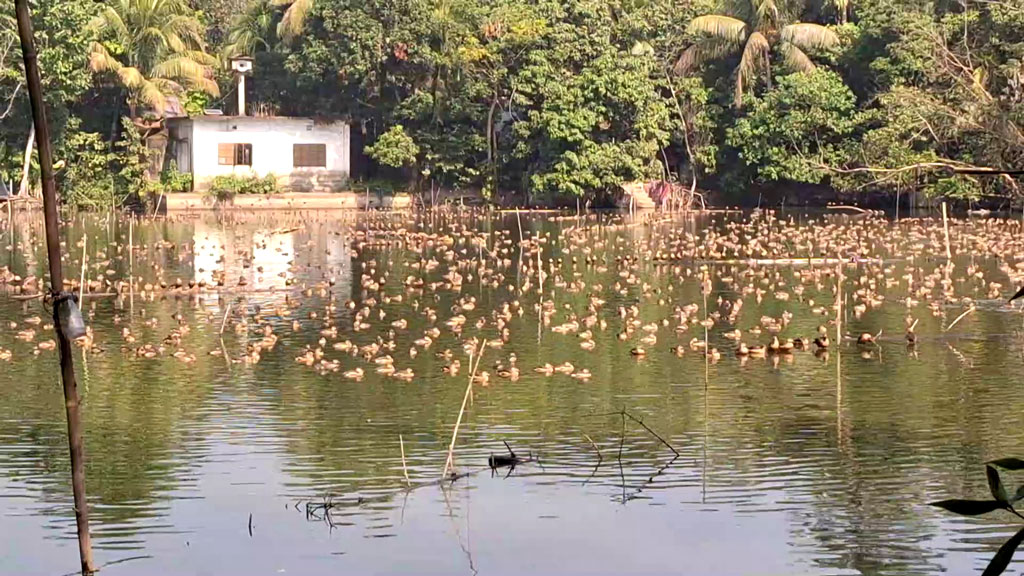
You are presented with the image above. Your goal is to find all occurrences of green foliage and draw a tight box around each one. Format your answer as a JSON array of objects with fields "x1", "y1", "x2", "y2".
[
  {"x1": 1, "y1": 0, "x2": 93, "y2": 181},
  {"x1": 182, "y1": 91, "x2": 210, "y2": 117},
  {"x1": 56, "y1": 117, "x2": 156, "y2": 209},
  {"x1": 365, "y1": 126, "x2": 419, "y2": 169},
  {"x1": 207, "y1": 173, "x2": 279, "y2": 201},
  {"x1": 160, "y1": 162, "x2": 193, "y2": 192},
  {"x1": 115, "y1": 118, "x2": 157, "y2": 198},
  {"x1": 507, "y1": 2, "x2": 673, "y2": 198},
  {"x1": 59, "y1": 123, "x2": 117, "y2": 209},
  {"x1": 726, "y1": 69, "x2": 860, "y2": 184}
]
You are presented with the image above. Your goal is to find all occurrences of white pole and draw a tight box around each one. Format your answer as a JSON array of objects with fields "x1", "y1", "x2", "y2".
[{"x1": 238, "y1": 74, "x2": 246, "y2": 117}]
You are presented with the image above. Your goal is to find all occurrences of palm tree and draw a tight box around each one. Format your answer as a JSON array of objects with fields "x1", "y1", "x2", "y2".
[
  {"x1": 88, "y1": 0, "x2": 220, "y2": 118},
  {"x1": 676, "y1": 0, "x2": 838, "y2": 106},
  {"x1": 222, "y1": 0, "x2": 278, "y2": 59},
  {"x1": 271, "y1": 0, "x2": 313, "y2": 41}
]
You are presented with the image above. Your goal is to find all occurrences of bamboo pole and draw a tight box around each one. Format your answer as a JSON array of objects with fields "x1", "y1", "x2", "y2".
[
  {"x1": 942, "y1": 201, "x2": 951, "y2": 260},
  {"x1": 79, "y1": 234, "x2": 87, "y2": 308},
  {"x1": 14, "y1": 0, "x2": 96, "y2": 571}
]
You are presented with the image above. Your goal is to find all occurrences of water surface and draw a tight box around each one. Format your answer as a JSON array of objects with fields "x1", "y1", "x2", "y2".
[{"x1": 1, "y1": 210, "x2": 1023, "y2": 575}]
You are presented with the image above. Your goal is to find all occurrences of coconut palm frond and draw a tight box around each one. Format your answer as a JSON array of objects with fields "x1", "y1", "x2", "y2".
[
  {"x1": 135, "y1": 77, "x2": 168, "y2": 114},
  {"x1": 735, "y1": 31, "x2": 769, "y2": 106},
  {"x1": 673, "y1": 38, "x2": 736, "y2": 75},
  {"x1": 780, "y1": 23, "x2": 839, "y2": 50},
  {"x1": 738, "y1": 31, "x2": 769, "y2": 79},
  {"x1": 150, "y1": 56, "x2": 220, "y2": 96},
  {"x1": 754, "y1": 0, "x2": 779, "y2": 29},
  {"x1": 180, "y1": 50, "x2": 220, "y2": 66},
  {"x1": 223, "y1": 0, "x2": 275, "y2": 58},
  {"x1": 115, "y1": 66, "x2": 148, "y2": 91},
  {"x1": 138, "y1": 25, "x2": 179, "y2": 53},
  {"x1": 90, "y1": 5, "x2": 129, "y2": 41},
  {"x1": 277, "y1": 0, "x2": 313, "y2": 40},
  {"x1": 687, "y1": 15, "x2": 748, "y2": 45},
  {"x1": 149, "y1": 77, "x2": 184, "y2": 95},
  {"x1": 88, "y1": 42, "x2": 122, "y2": 73},
  {"x1": 779, "y1": 42, "x2": 814, "y2": 72},
  {"x1": 162, "y1": 15, "x2": 207, "y2": 49}
]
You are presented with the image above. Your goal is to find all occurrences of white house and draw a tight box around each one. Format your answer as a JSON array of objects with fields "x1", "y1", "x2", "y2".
[{"x1": 165, "y1": 116, "x2": 352, "y2": 193}]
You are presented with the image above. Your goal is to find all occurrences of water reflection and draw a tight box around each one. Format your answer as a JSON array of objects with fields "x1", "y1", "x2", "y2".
[{"x1": 0, "y1": 210, "x2": 1022, "y2": 575}]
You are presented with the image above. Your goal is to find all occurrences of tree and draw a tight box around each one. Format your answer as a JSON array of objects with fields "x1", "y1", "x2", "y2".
[
  {"x1": 1, "y1": 0, "x2": 92, "y2": 194},
  {"x1": 88, "y1": 0, "x2": 220, "y2": 119},
  {"x1": 726, "y1": 68, "x2": 860, "y2": 184},
  {"x1": 830, "y1": 0, "x2": 1024, "y2": 199},
  {"x1": 676, "y1": 0, "x2": 839, "y2": 106},
  {"x1": 508, "y1": 1, "x2": 674, "y2": 200}
]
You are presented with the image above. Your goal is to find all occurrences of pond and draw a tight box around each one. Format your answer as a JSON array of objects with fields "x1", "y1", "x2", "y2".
[{"x1": 2, "y1": 209, "x2": 1024, "y2": 576}]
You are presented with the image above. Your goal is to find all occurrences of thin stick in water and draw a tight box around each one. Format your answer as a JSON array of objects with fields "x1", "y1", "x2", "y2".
[
  {"x1": 220, "y1": 302, "x2": 232, "y2": 335},
  {"x1": 583, "y1": 434, "x2": 602, "y2": 462},
  {"x1": 442, "y1": 339, "x2": 487, "y2": 479},
  {"x1": 946, "y1": 306, "x2": 975, "y2": 332},
  {"x1": 622, "y1": 410, "x2": 680, "y2": 456},
  {"x1": 400, "y1": 434, "x2": 410, "y2": 487}
]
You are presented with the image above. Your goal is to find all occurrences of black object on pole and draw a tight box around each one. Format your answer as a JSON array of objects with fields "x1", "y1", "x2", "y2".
[{"x1": 13, "y1": 0, "x2": 96, "y2": 573}]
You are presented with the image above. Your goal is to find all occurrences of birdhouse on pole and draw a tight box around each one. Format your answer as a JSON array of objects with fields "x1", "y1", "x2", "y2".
[{"x1": 230, "y1": 56, "x2": 253, "y2": 116}]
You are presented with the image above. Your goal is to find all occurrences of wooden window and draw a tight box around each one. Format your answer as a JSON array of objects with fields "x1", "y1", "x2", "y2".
[
  {"x1": 293, "y1": 143, "x2": 327, "y2": 168},
  {"x1": 217, "y1": 143, "x2": 252, "y2": 166}
]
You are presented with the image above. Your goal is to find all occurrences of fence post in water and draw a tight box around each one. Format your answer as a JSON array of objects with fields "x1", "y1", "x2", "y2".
[{"x1": 14, "y1": 0, "x2": 96, "y2": 572}]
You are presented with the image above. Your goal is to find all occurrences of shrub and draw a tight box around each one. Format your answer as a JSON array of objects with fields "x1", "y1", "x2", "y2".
[
  {"x1": 59, "y1": 126, "x2": 117, "y2": 209},
  {"x1": 160, "y1": 162, "x2": 193, "y2": 192},
  {"x1": 366, "y1": 126, "x2": 419, "y2": 168},
  {"x1": 207, "y1": 174, "x2": 279, "y2": 201}
]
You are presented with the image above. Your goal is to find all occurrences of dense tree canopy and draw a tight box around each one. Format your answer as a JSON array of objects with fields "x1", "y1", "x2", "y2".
[{"x1": 1, "y1": 0, "x2": 1022, "y2": 207}]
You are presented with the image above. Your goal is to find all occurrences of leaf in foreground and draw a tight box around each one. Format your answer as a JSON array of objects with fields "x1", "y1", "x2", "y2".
[
  {"x1": 990, "y1": 458, "x2": 1024, "y2": 471},
  {"x1": 988, "y1": 465, "x2": 1010, "y2": 503},
  {"x1": 982, "y1": 525, "x2": 1024, "y2": 576},
  {"x1": 930, "y1": 499, "x2": 1003, "y2": 516}
]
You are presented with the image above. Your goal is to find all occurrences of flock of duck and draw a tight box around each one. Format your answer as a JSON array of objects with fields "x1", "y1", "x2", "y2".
[{"x1": 0, "y1": 209, "x2": 1022, "y2": 381}]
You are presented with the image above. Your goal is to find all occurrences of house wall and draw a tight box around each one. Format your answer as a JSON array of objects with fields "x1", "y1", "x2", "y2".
[{"x1": 181, "y1": 117, "x2": 351, "y2": 192}]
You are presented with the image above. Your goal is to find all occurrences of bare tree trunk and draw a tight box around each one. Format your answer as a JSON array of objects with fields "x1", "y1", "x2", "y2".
[{"x1": 18, "y1": 123, "x2": 34, "y2": 196}]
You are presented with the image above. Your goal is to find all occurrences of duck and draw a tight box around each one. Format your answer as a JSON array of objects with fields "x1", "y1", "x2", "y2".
[
  {"x1": 813, "y1": 332, "x2": 830, "y2": 350},
  {"x1": 534, "y1": 363, "x2": 555, "y2": 376},
  {"x1": 343, "y1": 367, "x2": 364, "y2": 380},
  {"x1": 444, "y1": 360, "x2": 461, "y2": 375},
  {"x1": 630, "y1": 346, "x2": 647, "y2": 356},
  {"x1": 554, "y1": 362, "x2": 575, "y2": 374},
  {"x1": 857, "y1": 332, "x2": 876, "y2": 345},
  {"x1": 570, "y1": 369, "x2": 592, "y2": 380},
  {"x1": 748, "y1": 343, "x2": 767, "y2": 358},
  {"x1": 391, "y1": 368, "x2": 415, "y2": 380}
]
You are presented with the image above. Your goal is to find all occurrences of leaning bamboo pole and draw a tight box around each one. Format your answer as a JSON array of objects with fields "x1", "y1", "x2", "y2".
[{"x1": 14, "y1": 0, "x2": 95, "y2": 571}]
